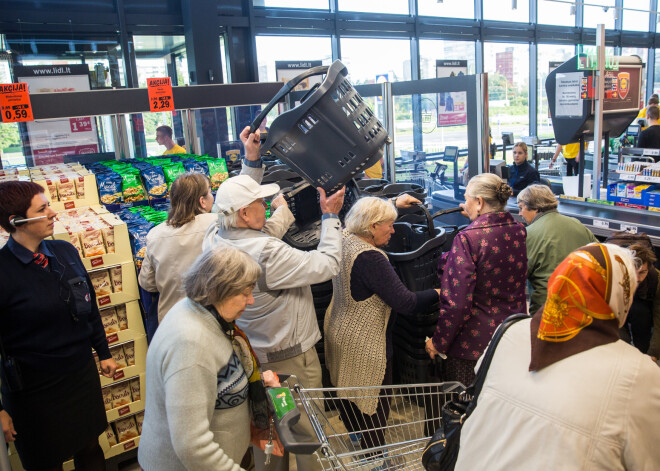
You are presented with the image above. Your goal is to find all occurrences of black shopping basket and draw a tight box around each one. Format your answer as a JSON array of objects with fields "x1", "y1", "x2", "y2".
[{"x1": 250, "y1": 60, "x2": 391, "y2": 194}]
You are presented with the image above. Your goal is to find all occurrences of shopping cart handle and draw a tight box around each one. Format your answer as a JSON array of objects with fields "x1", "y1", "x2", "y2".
[{"x1": 267, "y1": 387, "x2": 322, "y2": 455}]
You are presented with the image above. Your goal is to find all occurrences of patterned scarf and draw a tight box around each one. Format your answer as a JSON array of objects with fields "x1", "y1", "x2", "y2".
[
  {"x1": 529, "y1": 243, "x2": 638, "y2": 371},
  {"x1": 210, "y1": 306, "x2": 270, "y2": 430}
]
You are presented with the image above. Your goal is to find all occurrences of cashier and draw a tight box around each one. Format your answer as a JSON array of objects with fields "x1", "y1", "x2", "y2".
[
  {"x1": 637, "y1": 105, "x2": 660, "y2": 160},
  {"x1": 0, "y1": 181, "x2": 117, "y2": 471},
  {"x1": 156, "y1": 125, "x2": 186, "y2": 155},
  {"x1": 508, "y1": 142, "x2": 540, "y2": 196}
]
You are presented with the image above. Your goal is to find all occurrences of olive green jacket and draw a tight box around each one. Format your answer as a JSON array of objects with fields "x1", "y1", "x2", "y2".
[{"x1": 526, "y1": 210, "x2": 597, "y2": 314}]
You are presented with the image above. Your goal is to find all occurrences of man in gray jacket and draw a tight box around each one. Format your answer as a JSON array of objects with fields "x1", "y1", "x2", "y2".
[{"x1": 204, "y1": 126, "x2": 344, "y2": 470}]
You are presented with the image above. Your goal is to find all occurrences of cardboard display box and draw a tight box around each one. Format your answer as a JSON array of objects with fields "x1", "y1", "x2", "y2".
[
  {"x1": 92, "y1": 261, "x2": 139, "y2": 309},
  {"x1": 103, "y1": 373, "x2": 145, "y2": 422},
  {"x1": 104, "y1": 301, "x2": 146, "y2": 346},
  {"x1": 100, "y1": 334, "x2": 147, "y2": 387},
  {"x1": 53, "y1": 206, "x2": 133, "y2": 270},
  {"x1": 33, "y1": 173, "x2": 100, "y2": 211}
]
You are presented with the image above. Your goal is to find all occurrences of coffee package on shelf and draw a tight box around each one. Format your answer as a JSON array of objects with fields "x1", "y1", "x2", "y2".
[
  {"x1": 105, "y1": 425, "x2": 118, "y2": 447},
  {"x1": 111, "y1": 381, "x2": 132, "y2": 408},
  {"x1": 110, "y1": 345, "x2": 127, "y2": 369},
  {"x1": 135, "y1": 411, "x2": 144, "y2": 435},
  {"x1": 115, "y1": 304, "x2": 128, "y2": 330},
  {"x1": 102, "y1": 386, "x2": 113, "y2": 411},
  {"x1": 129, "y1": 377, "x2": 140, "y2": 402},
  {"x1": 115, "y1": 416, "x2": 139, "y2": 442},
  {"x1": 100, "y1": 307, "x2": 119, "y2": 334},
  {"x1": 81, "y1": 229, "x2": 106, "y2": 257},
  {"x1": 89, "y1": 270, "x2": 112, "y2": 296},
  {"x1": 123, "y1": 342, "x2": 135, "y2": 367},
  {"x1": 109, "y1": 266, "x2": 123, "y2": 293}
]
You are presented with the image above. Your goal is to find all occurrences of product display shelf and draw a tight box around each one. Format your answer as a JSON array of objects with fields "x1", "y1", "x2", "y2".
[
  {"x1": 55, "y1": 205, "x2": 147, "y2": 464},
  {"x1": 53, "y1": 205, "x2": 134, "y2": 270},
  {"x1": 32, "y1": 173, "x2": 99, "y2": 211}
]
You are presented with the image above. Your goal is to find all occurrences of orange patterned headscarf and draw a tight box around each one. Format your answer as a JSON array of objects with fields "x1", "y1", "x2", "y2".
[{"x1": 529, "y1": 243, "x2": 638, "y2": 371}]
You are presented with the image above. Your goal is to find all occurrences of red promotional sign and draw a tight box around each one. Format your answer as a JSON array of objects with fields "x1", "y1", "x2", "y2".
[
  {"x1": 70, "y1": 117, "x2": 93, "y2": 133},
  {"x1": 0, "y1": 83, "x2": 34, "y2": 123},
  {"x1": 618, "y1": 72, "x2": 630, "y2": 100},
  {"x1": 147, "y1": 77, "x2": 175, "y2": 112}
]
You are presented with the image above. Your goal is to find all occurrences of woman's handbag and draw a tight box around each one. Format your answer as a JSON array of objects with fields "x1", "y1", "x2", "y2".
[{"x1": 422, "y1": 313, "x2": 529, "y2": 471}]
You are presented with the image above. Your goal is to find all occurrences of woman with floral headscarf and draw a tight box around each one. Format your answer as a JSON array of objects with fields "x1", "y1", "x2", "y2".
[{"x1": 454, "y1": 243, "x2": 660, "y2": 471}]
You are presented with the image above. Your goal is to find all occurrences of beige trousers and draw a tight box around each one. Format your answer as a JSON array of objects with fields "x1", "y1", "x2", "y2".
[{"x1": 254, "y1": 347, "x2": 323, "y2": 471}]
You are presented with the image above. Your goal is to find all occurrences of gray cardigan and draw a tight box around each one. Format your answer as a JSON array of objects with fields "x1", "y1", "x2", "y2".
[{"x1": 138, "y1": 298, "x2": 249, "y2": 471}]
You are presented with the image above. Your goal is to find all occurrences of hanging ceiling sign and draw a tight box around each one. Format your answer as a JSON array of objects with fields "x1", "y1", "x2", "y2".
[
  {"x1": 0, "y1": 82, "x2": 34, "y2": 123},
  {"x1": 147, "y1": 77, "x2": 175, "y2": 112}
]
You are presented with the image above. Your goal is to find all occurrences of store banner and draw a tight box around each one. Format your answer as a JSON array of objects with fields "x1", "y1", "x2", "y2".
[
  {"x1": 14, "y1": 65, "x2": 99, "y2": 166},
  {"x1": 436, "y1": 60, "x2": 467, "y2": 127},
  {"x1": 275, "y1": 61, "x2": 323, "y2": 91}
]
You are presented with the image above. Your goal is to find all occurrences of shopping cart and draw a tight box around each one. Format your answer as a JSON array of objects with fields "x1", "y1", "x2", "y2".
[{"x1": 268, "y1": 377, "x2": 464, "y2": 470}]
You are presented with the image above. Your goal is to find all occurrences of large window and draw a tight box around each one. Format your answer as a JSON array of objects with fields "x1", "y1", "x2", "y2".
[
  {"x1": 338, "y1": 0, "x2": 408, "y2": 15},
  {"x1": 340, "y1": 38, "x2": 411, "y2": 84},
  {"x1": 622, "y1": 0, "x2": 650, "y2": 32},
  {"x1": 537, "y1": 0, "x2": 576, "y2": 26},
  {"x1": 255, "y1": 35, "x2": 332, "y2": 82},
  {"x1": 537, "y1": 44, "x2": 575, "y2": 139},
  {"x1": 485, "y1": 42, "x2": 530, "y2": 153},
  {"x1": 254, "y1": 0, "x2": 329, "y2": 8},
  {"x1": 583, "y1": 0, "x2": 616, "y2": 29},
  {"x1": 483, "y1": 0, "x2": 530, "y2": 23},
  {"x1": 418, "y1": 0, "x2": 474, "y2": 19},
  {"x1": 419, "y1": 40, "x2": 476, "y2": 79}
]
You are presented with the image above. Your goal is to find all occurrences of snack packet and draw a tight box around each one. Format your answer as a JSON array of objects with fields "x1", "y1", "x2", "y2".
[
  {"x1": 115, "y1": 417, "x2": 139, "y2": 442},
  {"x1": 109, "y1": 266, "x2": 123, "y2": 293},
  {"x1": 90, "y1": 270, "x2": 112, "y2": 296},
  {"x1": 111, "y1": 382, "x2": 132, "y2": 408},
  {"x1": 207, "y1": 159, "x2": 228, "y2": 190},
  {"x1": 116, "y1": 304, "x2": 129, "y2": 330},
  {"x1": 100, "y1": 307, "x2": 120, "y2": 334}
]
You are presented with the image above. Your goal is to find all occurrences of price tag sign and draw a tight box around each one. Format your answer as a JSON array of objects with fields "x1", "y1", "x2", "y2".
[
  {"x1": 0, "y1": 83, "x2": 34, "y2": 123},
  {"x1": 620, "y1": 224, "x2": 638, "y2": 234},
  {"x1": 593, "y1": 219, "x2": 610, "y2": 229},
  {"x1": 147, "y1": 77, "x2": 175, "y2": 112}
]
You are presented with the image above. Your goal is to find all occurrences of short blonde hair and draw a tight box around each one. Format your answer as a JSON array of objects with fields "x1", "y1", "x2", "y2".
[
  {"x1": 517, "y1": 184, "x2": 558, "y2": 212},
  {"x1": 344, "y1": 196, "x2": 397, "y2": 237},
  {"x1": 183, "y1": 247, "x2": 261, "y2": 306},
  {"x1": 514, "y1": 142, "x2": 528, "y2": 156},
  {"x1": 466, "y1": 173, "x2": 512, "y2": 212}
]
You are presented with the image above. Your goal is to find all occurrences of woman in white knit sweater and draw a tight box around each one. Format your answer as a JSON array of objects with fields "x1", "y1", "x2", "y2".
[{"x1": 139, "y1": 247, "x2": 279, "y2": 471}]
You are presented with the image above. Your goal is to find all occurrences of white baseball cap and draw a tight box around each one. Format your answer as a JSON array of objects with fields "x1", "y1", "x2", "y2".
[{"x1": 214, "y1": 175, "x2": 280, "y2": 215}]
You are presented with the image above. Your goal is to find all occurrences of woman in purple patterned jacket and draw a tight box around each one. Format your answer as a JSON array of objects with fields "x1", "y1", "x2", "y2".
[{"x1": 425, "y1": 173, "x2": 527, "y2": 385}]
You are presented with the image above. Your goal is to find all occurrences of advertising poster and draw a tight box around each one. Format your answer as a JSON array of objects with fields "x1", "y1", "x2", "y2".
[
  {"x1": 436, "y1": 60, "x2": 467, "y2": 127},
  {"x1": 275, "y1": 61, "x2": 323, "y2": 91},
  {"x1": 14, "y1": 65, "x2": 98, "y2": 166},
  {"x1": 601, "y1": 66, "x2": 642, "y2": 113}
]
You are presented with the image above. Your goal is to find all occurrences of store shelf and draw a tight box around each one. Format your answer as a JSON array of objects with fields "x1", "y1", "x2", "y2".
[{"x1": 104, "y1": 301, "x2": 145, "y2": 346}]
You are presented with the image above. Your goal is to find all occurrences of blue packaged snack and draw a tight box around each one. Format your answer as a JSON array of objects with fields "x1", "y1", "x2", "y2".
[
  {"x1": 183, "y1": 161, "x2": 207, "y2": 175},
  {"x1": 128, "y1": 223, "x2": 152, "y2": 269},
  {"x1": 140, "y1": 167, "x2": 168, "y2": 199},
  {"x1": 98, "y1": 172, "x2": 123, "y2": 205}
]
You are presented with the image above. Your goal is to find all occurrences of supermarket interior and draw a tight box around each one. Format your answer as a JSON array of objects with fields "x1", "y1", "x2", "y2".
[{"x1": 1, "y1": 1, "x2": 660, "y2": 471}]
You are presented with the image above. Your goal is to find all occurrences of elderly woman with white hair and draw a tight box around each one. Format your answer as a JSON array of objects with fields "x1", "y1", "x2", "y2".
[
  {"x1": 324, "y1": 196, "x2": 441, "y2": 461},
  {"x1": 454, "y1": 243, "x2": 660, "y2": 470},
  {"x1": 138, "y1": 247, "x2": 279, "y2": 471},
  {"x1": 517, "y1": 184, "x2": 596, "y2": 314}
]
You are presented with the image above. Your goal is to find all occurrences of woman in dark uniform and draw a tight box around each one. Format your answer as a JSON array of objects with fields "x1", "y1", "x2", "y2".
[{"x1": 0, "y1": 181, "x2": 117, "y2": 471}]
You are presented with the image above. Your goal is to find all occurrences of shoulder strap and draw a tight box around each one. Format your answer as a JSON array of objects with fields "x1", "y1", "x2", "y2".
[{"x1": 465, "y1": 313, "x2": 529, "y2": 415}]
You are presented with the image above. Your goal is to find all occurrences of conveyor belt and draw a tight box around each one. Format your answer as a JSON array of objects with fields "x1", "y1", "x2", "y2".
[{"x1": 431, "y1": 191, "x2": 660, "y2": 247}]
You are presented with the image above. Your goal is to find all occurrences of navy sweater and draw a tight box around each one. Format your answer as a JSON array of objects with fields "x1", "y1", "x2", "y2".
[
  {"x1": 0, "y1": 238, "x2": 111, "y2": 377},
  {"x1": 509, "y1": 160, "x2": 541, "y2": 196}
]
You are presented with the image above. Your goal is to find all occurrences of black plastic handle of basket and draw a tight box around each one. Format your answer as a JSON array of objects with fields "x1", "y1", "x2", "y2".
[
  {"x1": 249, "y1": 65, "x2": 330, "y2": 134},
  {"x1": 410, "y1": 202, "x2": 464, "y2": 236}
]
